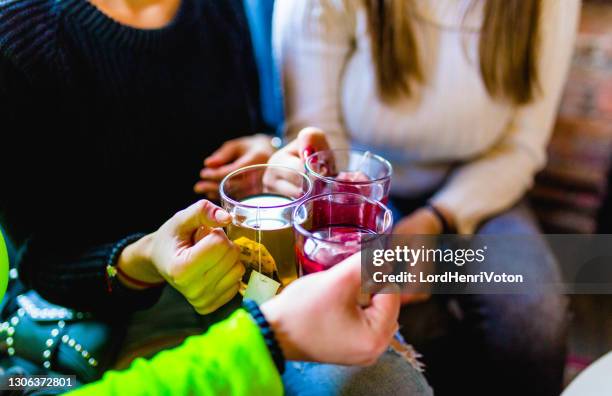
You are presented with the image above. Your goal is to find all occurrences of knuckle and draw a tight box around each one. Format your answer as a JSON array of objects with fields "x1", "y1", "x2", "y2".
[
  {"x1": 167, "y1": 266, "x2": 187, "y2": 286},
  {"x1": 207, "y1": 229, "x2": 229, "y2": 246},
  {"x1": 172, "y1": 207, "x2": 189, "y2": 223},
  {"x1": 253, "y1": 151, "x2": 269, "y2": 162},
  {"x1": 206, "y1": 230, "x2": 225, "y2": 248},
  {"x1": 196, "y1": 199, "x2": 211, "y2": 213}
]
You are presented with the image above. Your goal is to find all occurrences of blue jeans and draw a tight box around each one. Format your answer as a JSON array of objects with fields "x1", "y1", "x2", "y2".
[
  {"x1": 283, "y1": 351, "x2": 431, "y2": 396},
  {"x1": 118, "y1": 288, "x2": 432, "y2": 396},
  {"x1": 394, "y1": 199, "x2": 568, "y2": 396}
]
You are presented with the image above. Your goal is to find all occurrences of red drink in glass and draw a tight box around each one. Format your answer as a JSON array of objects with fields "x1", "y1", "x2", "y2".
[
  {"x1": 297, "y1": 225, "x2": 377, "y2": 275},
  {"x1": 305, "y1": 150, "x2": 392, "y2": 204},
  {"x1": 294, "y1": 193, "x2": 393, "y2": 275}
]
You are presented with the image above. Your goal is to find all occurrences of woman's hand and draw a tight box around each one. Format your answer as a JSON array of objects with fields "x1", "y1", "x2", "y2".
[
  {"x1": 261, "y1": 253, "x2": 400, "y2": 366},
  {"x1": 394, "y1": 207, "x2": 444, "y2": 235},
  {"x1": 118, "y1": 200, "x2": 244, "y2": 315},
  {"x1": 268, "y1": 127, "x2": 331, "y2": 172},
  {"x1": 195, "y1": 134, "x2": 277, "y2": 200},
  {"x1": 393, "y1": 206, "x2": 454, "y2": 304}
]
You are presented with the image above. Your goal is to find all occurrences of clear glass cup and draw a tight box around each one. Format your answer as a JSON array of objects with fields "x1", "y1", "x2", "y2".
[
  {"x1": 220, "y1": 164, "x2": 312, "y2": 293},
  {"x1": 305, "y1": 149, "x2": 393, "y2": 203},
  {"x1": 293, "y1": 192, "x2": 393, "y2": 275}
]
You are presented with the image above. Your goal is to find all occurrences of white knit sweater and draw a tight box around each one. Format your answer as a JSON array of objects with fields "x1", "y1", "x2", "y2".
[{"x1": 274, "y1": 0, "x2": 580, "y2": 233}]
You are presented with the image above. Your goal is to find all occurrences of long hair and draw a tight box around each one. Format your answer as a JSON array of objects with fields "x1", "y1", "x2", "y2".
[{"x1": 364, "y1": 0, "x2": 541, "y2": 105}]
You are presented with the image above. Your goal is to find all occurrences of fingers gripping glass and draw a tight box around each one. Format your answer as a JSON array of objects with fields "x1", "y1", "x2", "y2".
[
  {"x1": 305, "y1": 149, "x2": 393, "y2": 204},
  {"x1": 220, "y1": 164, "x2": 312, "y2": 295}
]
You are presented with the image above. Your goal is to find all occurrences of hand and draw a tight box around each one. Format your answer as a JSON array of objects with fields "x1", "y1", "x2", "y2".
[
  {"x1": 195, "y1": 134, "x2": 276, "y2": 200},
  {"x1": 393, "y1": 206, "x2": 451, "y2": 305},
  {"x1": 118, "y1": 200, "x2": 245, "y2": 315},
  {"x1": 393, "y1": 207, "x2": 444, "y2": 236},
  {"x1": 267, "y1": 127, "x2": 331, "y2": 173},
  {"x1": 261, "y1": 253, "x2": 400, "y2": 366}
]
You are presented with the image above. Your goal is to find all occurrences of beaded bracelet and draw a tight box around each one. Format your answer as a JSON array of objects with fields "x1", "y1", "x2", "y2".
[
  {"x1": 242, "y1": 299, "x2": 286, "y2": 374},
  {"x1": 105, "y1": 233, "x2": 164, "y2": 292}
]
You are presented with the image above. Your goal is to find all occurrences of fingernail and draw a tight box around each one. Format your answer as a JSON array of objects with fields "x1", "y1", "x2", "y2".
[
  {"x1": 215, "y1": 209, "x2": 232, "y2": 223},
  {"x1": 302, "y1": 145, "x2": 315, "y2": 159}
]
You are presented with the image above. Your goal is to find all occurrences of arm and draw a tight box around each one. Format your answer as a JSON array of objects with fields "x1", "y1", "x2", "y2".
[
  {"x1": 273, "y1": 0, "x2": 355, "y2": 149},
  {"x1": 0, "y1": 61, "x2": 242, "y2": 314},
  {"x1": 68, "y1": 309, "x2": 284, "y2": 396},
  {"x1": 68, "y1": 254, "x2": 401, "y2": 396},
  {"x1": 430, "y1": 0, "x2": 581, "y2": 234},
  {"x1": 0, "y1": 57, "x2": 160, "y2": 314}
]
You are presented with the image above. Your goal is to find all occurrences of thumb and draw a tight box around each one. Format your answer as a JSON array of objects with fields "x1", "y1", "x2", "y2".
[
  {"x1": 296, "y1": 127, "x2": 331, "y2": 159},
  {"x1": 205, "y1": 140, "x2": 241, "y2": 168},
  {"x1": 174, "y1": 200, "x2": 232, "y2": 234},
  {"x1": 330, "y1": 253, "x2": 400, "y2": 334},
  {"x1": 327, "y1": 253, "x2": 363, "y2": 294},
  {"x1": 363, "y1": 293, "x2": 400, "y2": 336}
]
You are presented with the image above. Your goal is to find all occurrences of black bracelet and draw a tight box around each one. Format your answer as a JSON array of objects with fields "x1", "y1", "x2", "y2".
[
  {"x1": 425, "y1": 204, "x2": 455, "y2": 234},
  {"x1": 242, "y1": 299, "x2": 286, "y2": 374},
  {"x1": 105, "y1": 233, "x2": 148, "y2": 293}
]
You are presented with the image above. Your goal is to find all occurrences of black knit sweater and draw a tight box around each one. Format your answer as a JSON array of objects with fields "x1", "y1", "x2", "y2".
[{"x1": 0, "y1": 0, "x2": 262, "y2": 314}]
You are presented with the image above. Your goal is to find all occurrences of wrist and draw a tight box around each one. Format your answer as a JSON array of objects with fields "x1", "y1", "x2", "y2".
[
  {"x1": 424, "y1": 204, "x2": 456, "y2": 234},
  {"x1": 254, "y1": 133, "x2": 280, "y2": 155},
  {"x1": 117, "y1": 233, "x2": 163, "y2": 289},
  {"x1": 260, "y1": 299, "x2": 301, "y2": 362},
  {"x1": 405, "y1": 208, "x2": 443, "y2": 235}
]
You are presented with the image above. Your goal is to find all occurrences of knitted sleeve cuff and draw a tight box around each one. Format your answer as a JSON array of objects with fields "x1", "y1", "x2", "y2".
[
  {"x1": 242, "y1": 298, "x2": 286, "y2": 374},
  {"x1": 104, "y1": 233, "x2": 165, "y2": 312}
]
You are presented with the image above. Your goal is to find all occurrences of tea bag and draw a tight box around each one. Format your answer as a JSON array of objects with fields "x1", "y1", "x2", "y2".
[
  {"x1": 234, "y1": 236, "x2": 276, "y2": 275},
  {"x1": 244, "y1": 270, "x2": 280, "y2": 304},
  {"x1": 234, "y1": 236, "x2": 280, "y2": 303}
]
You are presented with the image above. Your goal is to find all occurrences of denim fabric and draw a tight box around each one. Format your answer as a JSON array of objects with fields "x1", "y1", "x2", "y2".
[
  {"x1": 397, "y1": 201, "x2": 569, "y2": 396},
  {"x1": 282, "y1": 350, "x2": 432, "y2": 396}
]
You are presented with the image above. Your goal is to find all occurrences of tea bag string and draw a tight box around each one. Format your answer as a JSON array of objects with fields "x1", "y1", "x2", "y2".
[{"x1": 256, "y1": 203, "x2": 262, "y2": 274}]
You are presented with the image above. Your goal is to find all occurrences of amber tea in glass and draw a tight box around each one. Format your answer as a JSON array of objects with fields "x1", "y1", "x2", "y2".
[{"x1": 220, "y1": 164, "x2": 312, "y2": 294}]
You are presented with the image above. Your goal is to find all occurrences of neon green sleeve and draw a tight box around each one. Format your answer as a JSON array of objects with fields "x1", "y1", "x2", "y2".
[{"x1": 68, "y1": 309, "x2": 283, "y2": 396}]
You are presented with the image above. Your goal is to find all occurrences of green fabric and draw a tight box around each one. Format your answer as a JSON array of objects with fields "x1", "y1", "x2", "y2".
[{"x1": 68, "y1": 309, "x2": 283, "y2": 396}]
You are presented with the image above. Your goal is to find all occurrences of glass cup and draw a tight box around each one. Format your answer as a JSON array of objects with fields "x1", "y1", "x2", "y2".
[
  {"x1": 220, "y1": 164, "x2": 312, "y2": 293},
  {"x1": 293, "y1": 192, "x2": 393, "y2": 275},
  {"x1": 305, "y1": 149, "x2": 393, "y2": 203}
]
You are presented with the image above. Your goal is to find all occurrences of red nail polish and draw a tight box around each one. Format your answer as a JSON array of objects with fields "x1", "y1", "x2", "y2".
[{"x1": 303, "y1": 145, "x2": 315, "y2": 159}]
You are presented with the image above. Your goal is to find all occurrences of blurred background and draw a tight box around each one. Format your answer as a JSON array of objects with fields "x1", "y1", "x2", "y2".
[
  {"x1": 528, "y1": 0, "x2": 612, "y2": 385},
  {"x1": 0, "y1": 0, "x2": 610, "y2": 389}
]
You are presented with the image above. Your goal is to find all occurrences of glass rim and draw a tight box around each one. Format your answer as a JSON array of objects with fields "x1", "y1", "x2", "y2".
[
  {"x1": 304, "y1": 149, "x2": 393, "y2": 185},
  {"x1": 219, "y1": 164, "x2": 313, "y2": 209},
  {"x1": 293, "y1": 192, "x2": 393, "y2": 244}
]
